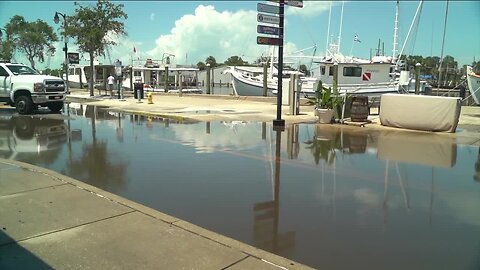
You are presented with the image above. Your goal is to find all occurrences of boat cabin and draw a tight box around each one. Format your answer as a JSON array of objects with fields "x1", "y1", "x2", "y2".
[{"x1": 312, "y1": 61, "x2": 395, "y2": 86}]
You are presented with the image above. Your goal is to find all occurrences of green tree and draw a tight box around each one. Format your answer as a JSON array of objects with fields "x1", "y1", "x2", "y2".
[
  {"x1": 205, "y1": 55, "x2": 217, "y2": 67},
  {"x1": 197, "y1": 61, "x2": 206, "y2": 71},
  {"x1": 0, "y1": 27, "x2": 15, "y2": 62},
  {"x1": 224, "y1": 55, "x2": 247, "y2": 66},
  {"x1": 67, "y1": 0, "x2": 127, "y2": 96},
  {"x1": 253, "y1": 56, "x2": 270, "y2": 66},
  {"x1": 4, "y1": 15, "x2": 57, "y2": 69}
]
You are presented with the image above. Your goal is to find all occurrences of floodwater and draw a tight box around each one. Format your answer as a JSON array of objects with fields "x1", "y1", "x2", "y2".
[{"x1": 2, "y1": 104, "x2": 480, "y2": 270}]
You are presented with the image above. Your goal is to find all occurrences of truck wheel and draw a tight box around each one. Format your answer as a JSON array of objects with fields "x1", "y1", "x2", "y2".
[
  {"x1": 15, "y1": 96, "x2": 34, "y2": 115},
  {"x1": 14, "y1": 116, "x2": 34, "y2": 140},
  {"x1": 47, "y1": 102, "x2": 64, "y2": 113}
]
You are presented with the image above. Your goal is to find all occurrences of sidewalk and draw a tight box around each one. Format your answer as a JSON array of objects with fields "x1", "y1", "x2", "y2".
[
  {"x1": 0, "y1": 159, "x2": 312, "y2": 269},
  {"x1": 67, "y1": 88, "x2": 318, "y2": 124},
  {"x1": 66, "y1": 88, "x2": 480, "y2": 146}
]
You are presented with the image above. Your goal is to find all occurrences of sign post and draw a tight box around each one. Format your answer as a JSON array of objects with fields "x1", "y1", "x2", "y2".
[
  {"x1": 256, "y1": 0, "x2": 302, "y2": 129},
  {"x1": 272, "y1": 0, "x2": 285, "y2": 129}
]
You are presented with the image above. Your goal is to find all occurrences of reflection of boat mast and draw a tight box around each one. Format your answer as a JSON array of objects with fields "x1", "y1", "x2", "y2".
[
  {"x1": 383, "y1": 160, "x2": 411, "y2": 228},
  {"x1": 474, "y1": 148, "x2": 480, "y2": 182}
]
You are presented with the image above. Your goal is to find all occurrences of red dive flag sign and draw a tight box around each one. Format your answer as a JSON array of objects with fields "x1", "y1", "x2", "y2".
[
  {"x1": 362, "y1": 72, "x2": 371, "y2": 81},
  {"x1": 257, "y1": 36, "x2": 281, "y2": 46}
]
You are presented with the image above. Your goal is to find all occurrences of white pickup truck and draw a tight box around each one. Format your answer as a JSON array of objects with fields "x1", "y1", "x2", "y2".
[{"x1": 0, "y1": 62, "x2": 67, "y2": 114}]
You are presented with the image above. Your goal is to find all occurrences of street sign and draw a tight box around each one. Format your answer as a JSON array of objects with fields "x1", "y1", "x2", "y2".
[
  {"x1": 257, "y1": 25, "x2": 280, "y2": 36},
  {"x1": 268, "y1": 0, "x2": 303, "y2": 8},
  {"x1": 67, "y1": 52, "x2": 79, "y2": 64},
  {"x1": 257, "y1": 36, "x2": 281, "y2": 46},
  {"x1": 257, "y1": 3, "x2": 280, "y2": 14},
  {"x1": 257, "y1": 13, "x2": 280, "y2": 25}
]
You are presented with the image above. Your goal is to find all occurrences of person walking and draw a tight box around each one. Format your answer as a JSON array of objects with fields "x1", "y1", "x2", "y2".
[{"x1": 107, "y1": 74, "x2": 115, "y2": 97}]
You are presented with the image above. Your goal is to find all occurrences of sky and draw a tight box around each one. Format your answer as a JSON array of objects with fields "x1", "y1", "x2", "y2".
[{"x1": 0, "y1": 0, "x2": 479, "y2": 70}]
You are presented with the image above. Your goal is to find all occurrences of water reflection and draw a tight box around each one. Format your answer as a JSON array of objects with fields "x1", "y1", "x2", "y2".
[
  {"x1": 66, "y1": 104, "x2": 128, "y2": 192},
  {"x1": 475, "y1": 148, "x2": 480, "y2": 182},
  {"x1": 3, "y1": 104, "x2": 480, "y2": 270},
  {"x1": 0, "y1": 113, "x2": 67, "y2": 164},
  {"x1": 254, "y1": 128, "x2": 296, "y2": 257}
]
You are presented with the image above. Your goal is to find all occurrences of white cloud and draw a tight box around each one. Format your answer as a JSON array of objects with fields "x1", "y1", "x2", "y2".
[
  {"x1": 286, "y1": 1, "x2": 333, "y2": 17},
  {"x1": 146, "y1": 5, "x2": 299, "y2": 65},
  {"x1": 31, "y1": 4, "x2": 308, "y2": 71},
  {"x1": 150, "y1": 13, "x2": 155, "y2": 21}
]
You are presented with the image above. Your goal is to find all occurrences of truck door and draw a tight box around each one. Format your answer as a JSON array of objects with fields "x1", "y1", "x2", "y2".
[{"x1": 0, "y1": 66, "x2": 11, "y2": 98}]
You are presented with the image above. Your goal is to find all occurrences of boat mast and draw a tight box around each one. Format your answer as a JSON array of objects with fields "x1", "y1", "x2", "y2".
[
  {"x1": 338, "y1": 1, "x2": 345, "y2": 53},
  {"x1": 269, "y1": 46, "x2": 275, "y2": 80},
  {"x1": 392, "y1": 0, "x2": 399, "y2": 62},
  {"x1": 396, "y1": 0, "x2": 423, "y2": 70},
  {"x1": 437, "y1": 0, "x2": 449, "y2": 92},
  {"x1": 325, "y1": 1, "x2": 332, "y2": 54}
]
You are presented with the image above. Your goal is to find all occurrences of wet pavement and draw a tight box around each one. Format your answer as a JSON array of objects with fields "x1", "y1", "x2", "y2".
[{"x1": 1, "y1": 103, "x2": 480, "y2": 269}]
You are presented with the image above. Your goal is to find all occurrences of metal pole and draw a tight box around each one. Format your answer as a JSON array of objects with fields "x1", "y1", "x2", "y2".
[
  {"x1": 64, "y1": 38, "x2": 69, "y2": 94},
  {"x1": 164, "y1": 65, "x2": 169, "y2": 93},
  {"x1": 206, "y1": 64, "x2": 211, "y2": 94},
  {"x1": 415, "y1": 63, "x2": 421, "y2": 95},
  {"x1": 273, "y1": 0, "x2": 285, "y2": 129},
  {"x1": 263, "y1": 63, "x2": 268, "y2": 97},
  {"x1": 211, "y1": 67, "x2": 215, "y2": 95}
]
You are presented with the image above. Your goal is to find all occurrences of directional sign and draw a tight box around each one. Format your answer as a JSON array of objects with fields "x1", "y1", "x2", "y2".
[
  {"x1": 257, "y1": 25, "x2": 280, "y2": 36},
  {"x1": 286, "y1": 0, "x2": 303, "y2": 8},
  {"x1": 257, "y1": 3, "x2": 280, "y2": 14},
  {"x1": 257, "y1": 36, "x2": 281, "y2": 46},
  {"x1": 268, "y1": 0, "x2": 303, "y2": 8},
  {"x1": 257, "y1": 13, "x2": 280, "y2": 25}
]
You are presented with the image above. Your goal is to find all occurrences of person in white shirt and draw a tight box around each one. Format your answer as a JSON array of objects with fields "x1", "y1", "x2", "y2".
[{"x1": 107, "y1": 74, "x2": 115, "y2": 96}]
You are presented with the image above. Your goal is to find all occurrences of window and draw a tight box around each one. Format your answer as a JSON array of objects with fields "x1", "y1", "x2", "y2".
[
  {"x1": 329, "y1": 66, "x2": 334, "y2": 76},
  {"x1": 320, "y1": 66, "x2": 326, "y2": 75},
  {"x1": 0, "y1": 66, "x2": 9, "y2": 76},
  {"x1": 343, "y1": 67, "x2": 362, "y2": 77},
  {"x1": 5, "y1": 64, "x2": 38, "y2": 75}
]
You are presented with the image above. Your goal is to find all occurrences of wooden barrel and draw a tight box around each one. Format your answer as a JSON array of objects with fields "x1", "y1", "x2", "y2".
[{"x1": 350, "y1": 96, "x2": 369, "y2": 122}]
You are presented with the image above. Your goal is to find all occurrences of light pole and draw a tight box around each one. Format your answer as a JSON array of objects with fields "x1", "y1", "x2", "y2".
[{"x1": 54, "y1": 12, "x2": 70, "y2": 94}]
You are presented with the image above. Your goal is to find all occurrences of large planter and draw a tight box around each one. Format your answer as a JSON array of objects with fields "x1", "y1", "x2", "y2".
[{"x1": 315, "y1": 108, "x2": 334, "y2": 124}]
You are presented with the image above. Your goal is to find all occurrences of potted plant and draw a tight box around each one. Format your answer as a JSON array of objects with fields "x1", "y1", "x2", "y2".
[{"x1": 308, "y1": 80, "x2": 342, "y2": 123}]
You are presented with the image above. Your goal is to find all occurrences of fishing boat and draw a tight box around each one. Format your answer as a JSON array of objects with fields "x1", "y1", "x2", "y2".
[
  {"x1": 466, "y1": 66, "x2": 480, "y2": 105},
  {"x1": 224, "y1": 65, "x2": 307, "y2": 96},
  {"x1": 226, "y1": 1, "x2": 430, "y2": 100}
]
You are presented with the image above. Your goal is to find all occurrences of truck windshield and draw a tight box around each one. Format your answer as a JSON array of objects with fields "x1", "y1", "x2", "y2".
[{"x1": 6, "y1": 65, "x2": 39, "y2": 75}]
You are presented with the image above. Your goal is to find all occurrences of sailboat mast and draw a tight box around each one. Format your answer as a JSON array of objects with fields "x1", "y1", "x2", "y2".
[
  {"x1": 269, "y1": 46, "x2": 275, "y2": 80},
  {"x1": 396, "y1": 0, "x2": 423, "y2": 70},
  {"x1": 338, "y1": 1, "x2": 345, "y2": 53},
  {"x1": 392, "y1": 0, "x2": 399, "y2": 62},
  {"x1": 325, "y1": 1, "x2": 332, "y2": 54},
  {"x1": 437, "y1": 0, "x2": 449, "y2": 91}
]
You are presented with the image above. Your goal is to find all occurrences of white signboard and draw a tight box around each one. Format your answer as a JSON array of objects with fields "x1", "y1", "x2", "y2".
[{"x1": 257, "y1": 13, "x2": 280, "y2": 25}]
